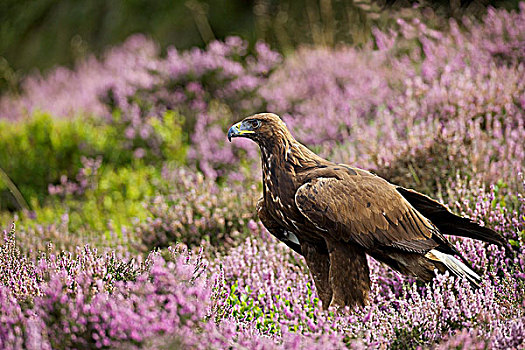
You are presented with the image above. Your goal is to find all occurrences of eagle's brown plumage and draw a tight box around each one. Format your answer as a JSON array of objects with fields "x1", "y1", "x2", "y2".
[{"x1": 228, "y1": 113, "x2": 506, "y2": 309}]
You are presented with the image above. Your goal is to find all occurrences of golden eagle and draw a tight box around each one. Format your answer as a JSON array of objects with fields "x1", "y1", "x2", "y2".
[{"x1": 228, "y1": 113, "x2": 506, "y2": 309}]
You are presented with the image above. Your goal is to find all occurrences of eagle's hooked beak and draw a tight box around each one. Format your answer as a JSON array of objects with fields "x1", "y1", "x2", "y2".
[{"x1": 227, "y1": 121, "x2": 255, "y2": 142}]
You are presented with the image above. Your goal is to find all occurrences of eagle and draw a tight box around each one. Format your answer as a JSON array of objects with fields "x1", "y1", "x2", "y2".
[{"x1": 227, "y1": 113, "x2": 506, "y2": 309}]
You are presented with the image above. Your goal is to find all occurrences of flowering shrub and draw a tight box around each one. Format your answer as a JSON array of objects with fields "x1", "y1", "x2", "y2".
[
  {"x1": 107, "y1": 37, "x2": 281, "y2": 178},
  {"x1": 0, "y1": 36, "x2": 280, "y2": 180},
  {"x1": 0, "y1": 4, "x2": 524, "y2": 349},
  {"x1": 1, "y1": 173, "x2": 523, "y2": 349},
  {"x1": 0, "y1": 224, "x2": 214, "y2": 349},
  {"x1": 261, "y1": 6, "x2": 525, "y2": 195},
  {"x1": 48, "y1": 157, "x2": 102, "y2": 197},
  {"x1": 4, "y1": 5, "x2": 523, "y2": 189},
  {"x1": 210, "y1": 215, "x2": 523, "y2": 349},
  {"x1": 136, "y1": 166, "x2": 258, "y2": 250}
]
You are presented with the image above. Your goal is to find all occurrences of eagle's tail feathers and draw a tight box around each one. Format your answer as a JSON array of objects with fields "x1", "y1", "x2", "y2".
[{"x1": 427, "y1": 249, "x2": 481, "y2": 287}]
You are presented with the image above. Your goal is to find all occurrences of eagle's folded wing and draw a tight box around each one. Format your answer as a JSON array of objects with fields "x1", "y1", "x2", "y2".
[
  {"x1": 294, "y1": 170, "x2": 442, "y2": 253},
  {"x1": 257, "y1": 197, "x2": 302, "y2": 254}
]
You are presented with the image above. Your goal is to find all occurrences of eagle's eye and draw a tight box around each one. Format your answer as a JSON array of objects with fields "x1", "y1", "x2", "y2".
[{"x1": 245, "y1": 119, "x2": 261, "y2": 130}]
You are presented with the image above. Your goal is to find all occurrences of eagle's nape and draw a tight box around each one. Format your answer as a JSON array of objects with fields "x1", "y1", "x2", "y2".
[{"x1": 228, "y1": 113, "x2": 506, "y2": 309}]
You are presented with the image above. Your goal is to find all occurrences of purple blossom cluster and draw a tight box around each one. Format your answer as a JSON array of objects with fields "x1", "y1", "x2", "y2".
[
  {"x1": 1, "y1": 175, "x2": 524, "y2": 349},
  {"x1": 129, "y1": 37, "x2": 281, "y2": 177},
  {"x1": 0, "y1": 224, "x2": 214, "y2": 349},
  {"x1": 443, "y1": 174, "x2": 525, "y2": 280},
  {"x1": 48, "y1": 156, "x2": 102, "y2": 197},
  {"x1": 2, "y1": 6, "x2": 524, "y2": 186},
  {"x1": 136, "y1": 166, "x2": 259, "y2": 249},
  {"x1": 210, "y1": 213, "x2": 523, "y2": 349},
  {"x1": 0, "y1": 4, "x2": 524, "y2": 349}
]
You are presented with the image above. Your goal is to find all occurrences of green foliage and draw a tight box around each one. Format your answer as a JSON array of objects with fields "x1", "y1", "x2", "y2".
[
  {"x1": 0, "y1": 110, "x2": 244, "y2": 254},
  {"x1": 8, "y1": 162, "x2": 161, "y2": 254},
  {"x1": 57, "y1": 163, "x2": 158, "y2": 235},
  {"x1": 221, "y1": 281, "x2": 322, "y2": 336},
  {"x1": 391, "y1": 327, "x2": 426, "y2": 350},
  {"x1": 0, "y1": 113, "x2": 121, "y2": 209},
  {"x1": 226, "y1": 281, "x2": 282, "y2": 335},
  {"x1": 148, "y1": 111, "x2": 188, "y2": 163},
  {"x1": 0, "y1": 111, "x2": 187, "y2": 212}
]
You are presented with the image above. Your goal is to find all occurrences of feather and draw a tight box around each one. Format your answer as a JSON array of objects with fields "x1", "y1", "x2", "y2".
[{"x1": 427, "y1": 249, "x2": 481, "y2": 287}]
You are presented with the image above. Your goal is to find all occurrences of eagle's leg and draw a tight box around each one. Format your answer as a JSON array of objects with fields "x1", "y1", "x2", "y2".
[
  {"x1": 301, "y1": 241, "x2": 333, "y2": 310},
  {"x1": 325, "y1": 238, "x2": 371, "y2": 308}
]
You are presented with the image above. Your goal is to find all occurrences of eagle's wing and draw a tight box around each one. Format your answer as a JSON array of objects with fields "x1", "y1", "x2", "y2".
[
  {"x1": 294, "y1": 168, "x2": 444, "y2": 253},
  {"x1": 257, "y1": 198, "x2": 302, "y2": 254}
]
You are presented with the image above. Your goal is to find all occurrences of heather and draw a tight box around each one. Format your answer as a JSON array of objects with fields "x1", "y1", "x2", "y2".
[
  {"x1": 0, "y1": 4, "x2": 524, "y2": 349},
  {"x1": 0, "y1": 178, "x2": 523, "y2": 348}
]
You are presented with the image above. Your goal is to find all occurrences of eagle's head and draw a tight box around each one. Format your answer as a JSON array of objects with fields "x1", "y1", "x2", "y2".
[{"x1": 227, "y1": 113, "x2": 292, "y2": 147}]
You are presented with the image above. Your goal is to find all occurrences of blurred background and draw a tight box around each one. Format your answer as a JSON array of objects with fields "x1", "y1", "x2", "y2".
[
  {"x1": 1, "y1": 0, "x2": 521, "y2": 93},
  {"x1": 0, "y1": 0, "x2": 522, "y2": 250},
  {"x1": 0, "y1": 1, "x2": 523, "y2": 347}
]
